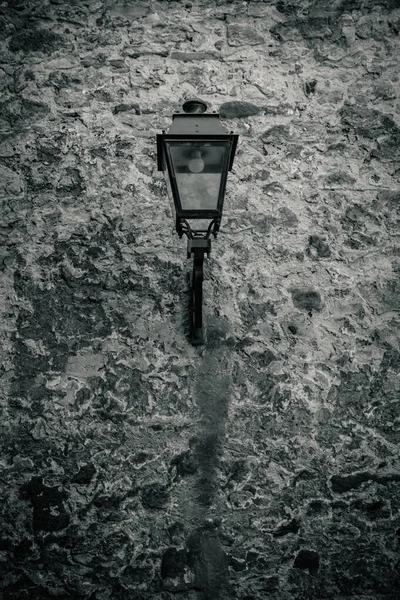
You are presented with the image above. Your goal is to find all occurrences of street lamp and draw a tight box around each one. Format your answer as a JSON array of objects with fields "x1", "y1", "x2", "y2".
[{"x1": 157, "y1": 99, "x2": 238, "y2": 345}]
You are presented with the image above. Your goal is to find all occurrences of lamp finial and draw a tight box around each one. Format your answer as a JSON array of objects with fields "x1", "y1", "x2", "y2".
[{"x1": 182, "y1": 99, "x2": 207, "y2": 114}]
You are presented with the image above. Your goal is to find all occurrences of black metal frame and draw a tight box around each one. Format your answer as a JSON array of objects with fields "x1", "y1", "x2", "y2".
[
  {"x1": 176, "y1": 216, "x2": 220, "y2": 240},
  {"x1": 181, "y1": 219, "x2": 219, "y2": 344},
  {"x1": 156, "y1": 134, "x2": 238, "y2": 230},
  {"x1": 157, "y1": 132, "x2": 238, "y2": 174},
  {"x1": 187, "y1": 238, "x2": 211, "y2": 345}
]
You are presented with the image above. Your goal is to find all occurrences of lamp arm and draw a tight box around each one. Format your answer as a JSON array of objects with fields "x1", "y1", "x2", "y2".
[
  {"x1": 191, "y1": 250, "x2": 204, "y2": 344},
  {"x1": 187, "y1": 238, "x2": 211, "y2": 345}
]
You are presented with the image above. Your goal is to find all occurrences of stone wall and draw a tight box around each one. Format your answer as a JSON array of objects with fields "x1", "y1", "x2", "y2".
[{"x1": 0, "y1": 0, "x2": 399, "y2": 598}]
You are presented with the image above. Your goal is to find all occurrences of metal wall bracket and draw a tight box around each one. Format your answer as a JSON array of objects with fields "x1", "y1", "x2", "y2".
[
  {"x1": 177, "y1": 217, "x2": 221, "y2": 240},
  {"x1": 187, "y1": 238, "x2": 211, "y2": 345}
]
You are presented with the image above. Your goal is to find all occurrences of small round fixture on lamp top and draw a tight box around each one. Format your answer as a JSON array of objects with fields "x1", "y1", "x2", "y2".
[
  {"x1": 182, "y1": 98, "x2": 208, "y2": 114},
  {"x1": 156, "y1": 99, "x2": 239, "y2": 345}
]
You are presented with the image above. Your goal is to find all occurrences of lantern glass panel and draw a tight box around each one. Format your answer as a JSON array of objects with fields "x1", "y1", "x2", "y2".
[{"x1": 167, "y1": 141, "x2": 230, "y2": 213}]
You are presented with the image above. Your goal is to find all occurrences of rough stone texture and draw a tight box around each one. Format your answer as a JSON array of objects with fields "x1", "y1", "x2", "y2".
[
  {"x1": 219, "y1": 101, "x2": 262, "y2": 118},
  {"x1": 0, "y1": 0, "x2": 399, "y2": 599}
]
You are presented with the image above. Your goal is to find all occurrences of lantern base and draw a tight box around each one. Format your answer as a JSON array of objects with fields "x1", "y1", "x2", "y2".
[{"x1": 177, "y1": 217, "x2": 220, "y2": 240}]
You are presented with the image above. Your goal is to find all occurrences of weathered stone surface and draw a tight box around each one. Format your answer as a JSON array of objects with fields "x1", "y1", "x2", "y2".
[
  {"x1": 187, "y1": 529, "x2": 228, "y2": 594},
  {"x1": 290, "y1": 288, "x2": 323, "y2": 312},
  {"x1": 228, "y1": 23, "x2": 264, "y2": 46},
  {"x1": 340, "y1": 104, "x2": 400, "y2": 140},
  {"x1": 161, "y1": 547, "x2": 192, "y2": 590},
  {"x1": 219, "y1": 101, "x2": 262, "y2": 118},
  {"x1": 0, "y1": 165, "x2": 24, "y2": 199},
  {"x1": 293, "y1": 549, "x2": 320, "y2": 576},
  {"x1": 112, "y1": 102, "x2": 141, "y2": 115},
  {"x1": 0, "y1": 98, "x2": 49, "y2": 127},
  {"x1": 261, "y1": 124, "x2": 293, "y2": 144},
  {"x1": 304, "y1": 79, "x2": 317, "y2": 95},
  {"x1": 9, "y1": 29, "x2": 62, "y2": 54},
  {"x1": 170, "y1": 449, "x2": 198, "y2": 478},
  {"x1": 308, "y1": 235, "x2": 331, "y2": 258},
  {"x1": 271, "y1": 17, "x2": 340, "y2": 44},
  {"x1": 108, "y1": 1, "x2": 150, "y2": 21},
  {"x1": 141, "y1": 482, "x2": 170, "y2": 509},
  {"x1": 0, "y1": 0, "x2": 399, "y2": 598},
  {"x1": 71, "y1": 463, "x2": 96, "y2": 484},
  {"x1": 325, "y1": 170, "x2": 357, "y2": 186},
  {"x1": 170, "y1": 51, "x2": 218, "y2": 61},
  {"x1": 20, "y1": 477, "x2": 70, "y2": 532},
  {"x1": 273, "y1": 517, "x2": 300, "y2": 537}
]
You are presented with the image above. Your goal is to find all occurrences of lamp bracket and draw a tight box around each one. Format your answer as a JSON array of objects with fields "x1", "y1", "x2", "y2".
[
  {"x1": 176, "y1": 217, "x2": 220, "y2": 240},
  {"x1": 187, "y1": 238, "x2": 211, "y2": 345}
]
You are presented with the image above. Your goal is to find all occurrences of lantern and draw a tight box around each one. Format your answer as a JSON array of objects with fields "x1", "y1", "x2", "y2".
[{"x1": 156, "y1": 99, "x2": 238, "y2": 344}]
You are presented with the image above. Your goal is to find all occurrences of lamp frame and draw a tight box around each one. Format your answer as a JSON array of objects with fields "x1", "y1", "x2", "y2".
[{"x1": 156, "y1": 132, "x2": 238, "y2": 225}]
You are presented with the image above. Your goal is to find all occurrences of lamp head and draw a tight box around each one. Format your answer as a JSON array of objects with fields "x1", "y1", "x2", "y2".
[{"x1": 156, "y1": 99, "x2": 238, "y2": 239}]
